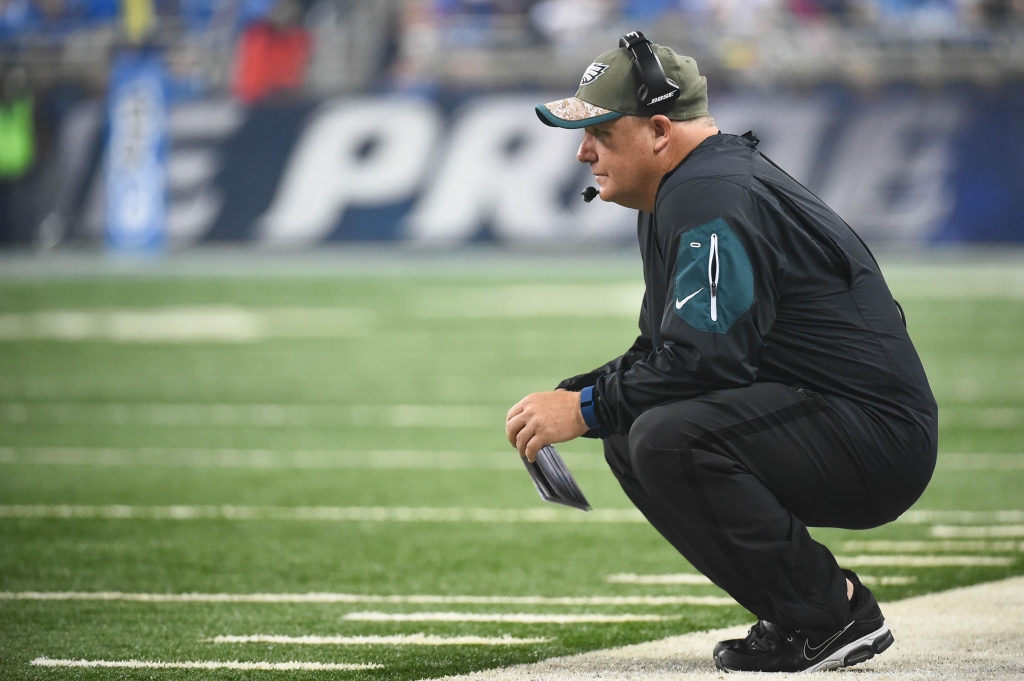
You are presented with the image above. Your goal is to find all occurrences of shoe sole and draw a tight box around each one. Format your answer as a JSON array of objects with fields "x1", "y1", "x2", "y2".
[
  {"x1": 714, "y1": 624, "x2": 894, "y2": 674},
  {"x1": 801, "y1": 624, "x2": 894, "y2": 673}
]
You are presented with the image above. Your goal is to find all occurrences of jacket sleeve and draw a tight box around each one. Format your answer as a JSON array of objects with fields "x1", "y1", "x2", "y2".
[
  {"x1": 592, "y1": 178, "x2": 786, "y2": 434},
  {"x1": 555, "y1": 296, "x2": 653, "y2": 392}
]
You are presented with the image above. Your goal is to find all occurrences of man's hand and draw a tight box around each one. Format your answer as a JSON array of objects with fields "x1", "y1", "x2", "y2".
[{"x1": 506, "y1": 390, "x2": 589, "y2": 462}]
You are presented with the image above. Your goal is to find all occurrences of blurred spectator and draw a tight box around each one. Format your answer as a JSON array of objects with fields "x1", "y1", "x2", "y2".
[
  {"x1": 620, "y1": 0, "x2": 679, "y2": 21},
  {"x1": 122, "y1": 0, "x2": 156, "y2": 42},
  {"x1": 876, "y1": 0, "x2": 962, "y2": 35},
  {"x1": 392, "y1": 0, "x2": 440, "y2": 90},
  {"x1": 0, "y1": 66, "x2": 35, "y2": 242},
  {"x1": 978, "y1": 0, "x2": 1024, "y2": 27},
  {"x1": 0, "y1": 0, "x2": 36, "y2": 37},
  {"x1": 529, "y1": 0, "x2": 610, "y2": 45},
  {"x1": 231, "y1": 0, "x2": 311, "y2": 104}
]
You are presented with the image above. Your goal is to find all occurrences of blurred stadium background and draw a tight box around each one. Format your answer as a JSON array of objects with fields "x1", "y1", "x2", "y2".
[
  {"x1": 2, "y1": 2, "x2": 1024, "y2": 679},
  {"x1": 0, "y1": 0, "x2": 1024, "y2": 247}
]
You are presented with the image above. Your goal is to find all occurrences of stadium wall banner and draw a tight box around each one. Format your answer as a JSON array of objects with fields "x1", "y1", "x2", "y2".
[
  {"x1": 104, "y1": 50, "x2": 170, "y2": 253},
  {"x1": 70, "y1": 87, "x2": 1024, "y2": 245}
]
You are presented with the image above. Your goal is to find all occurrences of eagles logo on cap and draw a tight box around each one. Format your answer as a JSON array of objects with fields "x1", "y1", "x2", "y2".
[
  {"x1": 536, "y1": 37, "x2": 709, "y2": 129},
  {"x1": 579, "y1": 62, "x2": 609, "y2": 87}
]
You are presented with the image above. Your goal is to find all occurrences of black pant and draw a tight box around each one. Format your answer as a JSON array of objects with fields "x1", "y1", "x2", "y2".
[{"x1": 603, "y1": 382, "x2": 934, "y2": 638}]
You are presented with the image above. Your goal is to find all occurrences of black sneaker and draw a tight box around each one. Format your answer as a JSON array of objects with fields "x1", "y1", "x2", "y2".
[
  {"x1": 712, "y1": 620, "x2": 770, "y2": 658},
  {"x1": 714, "y1": 571, "x2": 894, "y2": 673}
]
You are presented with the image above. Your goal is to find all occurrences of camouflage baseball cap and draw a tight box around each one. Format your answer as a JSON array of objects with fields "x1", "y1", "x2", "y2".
[{"x1": 536, "y1": 43, "x2": 708, "y2": 129}]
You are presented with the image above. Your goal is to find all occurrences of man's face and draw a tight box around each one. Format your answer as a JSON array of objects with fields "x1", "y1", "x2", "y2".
[{"x1": 576, "y1": 116, "x2": 656, "y2": 211}]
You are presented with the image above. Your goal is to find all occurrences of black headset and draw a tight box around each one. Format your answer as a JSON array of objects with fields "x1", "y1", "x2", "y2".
[
  {"x1": 581, "y1": 31, "x2": 681, "y2": 203},
  {"x1": 619, "y1": 31, "x2": 680, "y2": 111}
]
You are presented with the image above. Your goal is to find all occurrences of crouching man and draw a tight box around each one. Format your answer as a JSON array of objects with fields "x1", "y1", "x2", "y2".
[{"x1": 505, "y1": 32, "x2": 937, "y2": 673}]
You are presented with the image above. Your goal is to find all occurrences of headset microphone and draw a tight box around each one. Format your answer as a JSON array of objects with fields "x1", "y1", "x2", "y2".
[{"x1": 581, "y1": 186, "x2": 599, "y2": 203}]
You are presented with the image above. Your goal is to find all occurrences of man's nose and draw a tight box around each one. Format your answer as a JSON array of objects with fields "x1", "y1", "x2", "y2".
[{"x1": 577, "y1": 134, "x2": 596, "y2": 164}]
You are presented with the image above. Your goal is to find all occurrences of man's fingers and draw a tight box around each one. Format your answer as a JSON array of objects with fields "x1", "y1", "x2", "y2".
[
  {"x1": 515, "y1": 422, "x2": 537, "y2": 458},
  {"x1": 505, "y1": 413, "x2": 526, "y2": 447},
  {"x1": 525, "y1": 435, "x2": 546, "y2": 463},
  {"x1": 506, "y1": 400, "x2": 526, "y2": 422}
]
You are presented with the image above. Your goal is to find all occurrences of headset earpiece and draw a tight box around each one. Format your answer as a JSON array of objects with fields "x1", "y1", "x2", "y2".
[{"x1": 618, "y1": 31, "x2": 680, "y2": 112}]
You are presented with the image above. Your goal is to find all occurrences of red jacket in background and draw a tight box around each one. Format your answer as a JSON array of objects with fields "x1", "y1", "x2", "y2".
[{"x1": 232, "y1": 21, "x2": 312, "y2": 104}]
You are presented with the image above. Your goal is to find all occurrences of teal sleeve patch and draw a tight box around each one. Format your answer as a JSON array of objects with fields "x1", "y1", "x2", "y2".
[{"x1": 672, "y1": 218, "x2": 754, "y2": 334}]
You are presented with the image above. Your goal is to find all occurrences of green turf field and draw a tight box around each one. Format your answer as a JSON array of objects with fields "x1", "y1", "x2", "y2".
[{"x1": 0, "y1": 254, "x2": 1022, "y2": 679}]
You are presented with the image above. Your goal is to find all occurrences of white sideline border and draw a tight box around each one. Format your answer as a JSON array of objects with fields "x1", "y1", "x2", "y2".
[
  {"x1": 30, "y1": 657, "x2": 378, "y2": 670},
  {"x1": 421, "y1": 575, "x2": 1024, "y2": 681}
]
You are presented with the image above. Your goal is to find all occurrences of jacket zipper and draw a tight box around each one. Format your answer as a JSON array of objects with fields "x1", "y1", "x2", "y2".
[{"x1": 708, "y1": 233, "x2": 719, "y2": 322}]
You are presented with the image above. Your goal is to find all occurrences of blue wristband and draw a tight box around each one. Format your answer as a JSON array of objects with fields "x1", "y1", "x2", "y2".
[{"x1": 579, "y1": 385, "x2": 602, "y2": 431}]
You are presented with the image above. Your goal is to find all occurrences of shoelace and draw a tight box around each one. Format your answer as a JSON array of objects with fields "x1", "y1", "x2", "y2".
[
  {"x1": 749, "y1": 622, "x2": 787, "y2": 652},
  {"x1": 741, "y1": 620, "x2": 768, "y2": 647}
]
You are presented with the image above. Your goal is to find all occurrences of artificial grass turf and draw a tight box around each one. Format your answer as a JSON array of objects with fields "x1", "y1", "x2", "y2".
[{"x1": 1, "y1": 263, "x2": 1022, "y2": 680}]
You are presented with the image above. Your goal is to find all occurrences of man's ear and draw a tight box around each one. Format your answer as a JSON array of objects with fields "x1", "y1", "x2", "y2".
[{"x1": 650, "y1": 115, "x2": 673, "y2": 153}]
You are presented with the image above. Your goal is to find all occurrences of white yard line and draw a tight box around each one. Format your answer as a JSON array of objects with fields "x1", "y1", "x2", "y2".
[
  {"x1": 2, "y1": 447, "x2": 1022, "y2": 473},
  {"x1": 30, "y1": 657, "x2": 377, "y2": 670},
  {"x1": 0, "y1": 403, "x2": 500, "y2": 428},
  {"x1": 0, "y1": 308, "x2": 373, "y2": 342},
  {"x1": 897, "y1": 509, "x2": 1024, "y2": 524},
  {"x1": 930, "y1": 524, "x2": 1024, "y2": 538},
  {"x1": 842, "y1": 540, "x2": 1024, "y2": 552},
  {"x1": 0, "y1": 591, "x2": 736, "y2": 606},
  {"x1": 413, "y1": 285, "x2": 644, "y2": 319},
  {"x1": 0, "y1": 446, "x2": 608, "y2": 471},
  {"x1": 0, "y1": 504, "x2": 645, "y2": 523},
  {"x1": 344, "y1": 612, "x2": 680, "y2": 623},
  {"x1": 8, "y1": 506, "x2": 1024, "y2": 537},
  {"x1": 606, "y1": 573, "x2": 916, "y2": 586},
  {"x1": 859, "y1": 576, "x2": 917, "y2": 586},
  {"x1": 834, "y1": 554, "x2": 1015, "y2": 567},
  {"x1": 606, "y1": 573, "x2": 712, "y2": 585},
  {"x1": 208, "y1": 634, "x2": 550, "y2": 645},
  {"x1": 939, "y1": 407, "x2": 1024, "y2": 429},
  {"x1": 937, "y1": 453, "x2": 1024, "y2": 470},
  {"x1": 422, "y1": 575, "x2": 1024, "y2": 681}
]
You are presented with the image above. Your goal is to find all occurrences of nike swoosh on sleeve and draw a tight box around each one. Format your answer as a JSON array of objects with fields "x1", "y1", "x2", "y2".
[{"x1": 675, "y1": 288, "x2": 704, "y2": 309}]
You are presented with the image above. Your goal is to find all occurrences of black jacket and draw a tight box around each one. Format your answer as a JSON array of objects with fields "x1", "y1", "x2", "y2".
[{"x1": 559, "y1": 133, "x2": 938, "y2": 450}]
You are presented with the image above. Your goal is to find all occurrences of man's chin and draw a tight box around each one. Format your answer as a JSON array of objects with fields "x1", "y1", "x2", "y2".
[{"x1": 596, "y1": 186, "x2": 633, "y2": 209}]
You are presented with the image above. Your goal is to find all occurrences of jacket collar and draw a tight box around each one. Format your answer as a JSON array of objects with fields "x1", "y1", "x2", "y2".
[{"x1": 654, "y1": 132, "x2": 755, "y2": 204}]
